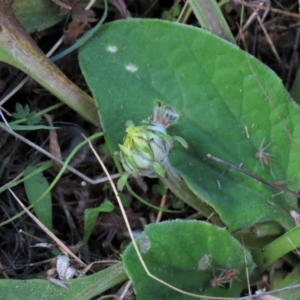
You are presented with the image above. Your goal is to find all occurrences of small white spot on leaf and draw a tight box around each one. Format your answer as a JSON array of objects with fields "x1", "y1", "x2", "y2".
[
  {"x1": 107, "y1": 45, "x2": 118, "y2": 53},
  {"x1": 198, "y1": 254, "x2": 211, "y2": 270},
  {"x1": 125, "y1": 64, "x2": 138, "y2": 72},
  {"x1": 139, "y1": 235, "x2": 151, "y2": 253}
]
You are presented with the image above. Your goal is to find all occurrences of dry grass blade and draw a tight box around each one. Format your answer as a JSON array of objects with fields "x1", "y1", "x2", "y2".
[{"x1": 256, "y1": 15, "x2": 285, "y2": 74}]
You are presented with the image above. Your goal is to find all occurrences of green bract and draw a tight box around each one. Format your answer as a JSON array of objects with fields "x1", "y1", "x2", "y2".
[{"x1": 118, "y1": 103, "x2": 188, "y2": 180}]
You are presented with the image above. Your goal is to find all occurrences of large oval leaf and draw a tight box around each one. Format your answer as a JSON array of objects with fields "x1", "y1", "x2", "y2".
[
  {"x1": 122, "y1": 220, "x2": 256, "y2": 299},
  {"x1": 79, "y1": 19, "x2": 300, "y2": 231}
]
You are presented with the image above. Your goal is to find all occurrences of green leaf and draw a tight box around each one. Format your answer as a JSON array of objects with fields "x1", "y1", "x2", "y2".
[
  {"x1": 12, "y1": 0, "x2": 62, "y2": 34},
  {"x1": 26, "y1": 112, "x2": 41, "y2": 125},
  {"x1": 161, "y1": 4, "x2": 181, "y2": 21},
  {"x1": 4, "y1": 124, "x2": 59, "y2": 130},
  {"x1": 12, "y1": 103, "x2": 29, "y2": 119},
  {"x1": 274, "y1": 263, "x2": 300, "y2": 300},
  {"x1": 79, "y1": 19, "x2": 299, "y2": 231},
  {"x1": 11, "y1": 103, "x2": 41, "y2": 125},
  {"x1": 0, "y1": 162, "x2": 52, "y2": 194},
  {"x1": 118, "y1": 193, "x2": 131, "y2": 208},
  {"x1": 117, "y1": 173, "x2": 129, "y2": 191},
  {"x1": 83, "y1": 199, "x2": 114, "y2": 244},
  {"x1": 0, "y1": 262, "x2": 127, "y2": 300},
  {"x1": 23, "y1": 166, "x2": 53, "y2": 231},
  {"x1": 152, "y1": 183, "x2": 167, "y2": 196},
  {"x1": 122, "y1": 220, "x2": 256, "y2": 299}
]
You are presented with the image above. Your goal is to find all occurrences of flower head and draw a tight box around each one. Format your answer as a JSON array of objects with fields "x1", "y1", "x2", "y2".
[{"x1": 118, "y1": 102, "x2": 188, "y2": 187}]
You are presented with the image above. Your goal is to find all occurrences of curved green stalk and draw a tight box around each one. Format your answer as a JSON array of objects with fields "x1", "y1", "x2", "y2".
[{"x1": 252, "y1": 225, "x2": 300, "y2": 271}]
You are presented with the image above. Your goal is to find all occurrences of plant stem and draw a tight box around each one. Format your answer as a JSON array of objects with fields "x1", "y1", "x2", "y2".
[
  {"x1": 0, "y1": 0, "x2": 99, "y2": 125},
  {"x1": 252, "y1": 225, "x2": 300, "y2": 271}
]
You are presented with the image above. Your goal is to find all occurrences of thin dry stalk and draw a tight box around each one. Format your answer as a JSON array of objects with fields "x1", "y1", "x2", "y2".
[
  {"x1": 233, "y1": 0, "x2": 300, "y2": 19},
  {"x1": 256, "y1": 15, "x2": 285, "y2": 74}
]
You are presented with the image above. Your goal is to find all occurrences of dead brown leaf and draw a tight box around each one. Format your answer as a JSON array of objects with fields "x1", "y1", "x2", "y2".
[
  {"x1": 71, "y1": 3, "x2": 97, "y2": 24},
  {"x1": 64, "y1": 21, "x2": 89, "y2": 43}
]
